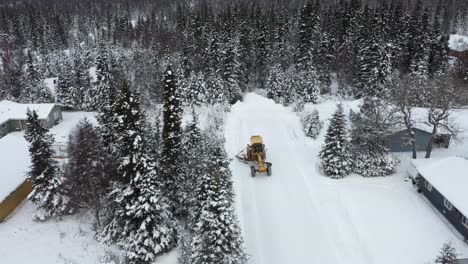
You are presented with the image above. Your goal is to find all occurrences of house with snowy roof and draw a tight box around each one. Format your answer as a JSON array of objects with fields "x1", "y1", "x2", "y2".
[
  {"x1": 416, "y1": 157, "x2": 468, "y2": 241},
  {"x1": 0, "y1": 100, "x2": 62, "y2": 139},
  {"x1": 350, "y1": 105, "x2": 452, "y2": 152}
]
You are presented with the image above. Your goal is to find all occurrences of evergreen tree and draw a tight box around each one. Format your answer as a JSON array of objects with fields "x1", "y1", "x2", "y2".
[
  {"x1": 319, "y1": 104, "x2": 350, "y2": 179},
  {"x1": 301, "y1": 109, "x2": 323, "y2": 139},
  {"x1": 20, "y1": 51, "x2": 52, "y2": 103},
  {"x1": 435, "y1": 243, "x2": 458, "y2": 264},
  {"x1": 222, "y1": 35, "x2": 242, "y2": 104},
  {"x1": 63, "y1": 118, "x2": 111, "y2": 226},
  {"x1": 92, "y1": 41, "x2": 113, "y2": 111},
  {"x1": 24, "y1": 109, "x2": 66, "y2": 221},
  {"x1": 189, "y1": 145, "x2": 247, "y2": 264},
  {"x1": 56, "y1": 59, "x2": 74, "y2": 107},
  {"x1": 120, "y1": 160, "x2": 177, "y2": 264},
  {"x1": 266, "y1": 64, "x2": 288, "y2": 105},
  {"x1": 99, "y1": 82, "x2": 177, "y2": 262},
  {"x1": 160, "y1": 67, "x2": 184, "y2": 213},
  {"x1": 181, "y1": 109, "x2": 206, "y2": 220},
  {"x1": 72, "y1": 48, "x2": 90, "y2": 109}
]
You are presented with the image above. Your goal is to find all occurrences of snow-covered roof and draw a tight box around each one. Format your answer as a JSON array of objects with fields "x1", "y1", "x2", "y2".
[
  {"x1": 417, "y1": 157, "x2": 468, "y2": 217},
  {"x1": 0, "y1": 100, "x2": 57, "y2": 125},
  {"x1": 0, "y1": 133, "x2": 30, "y2": 201},
  {"x1": 449, "y1": 34, "x2": 468, "y2": 52}
]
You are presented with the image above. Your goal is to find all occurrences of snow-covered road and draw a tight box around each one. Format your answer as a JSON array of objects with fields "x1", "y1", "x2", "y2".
[
  {"x1": 225, "y1": 94, "x2": 338, "y2": 264},
  {"x1": 224, "y1": 93, "x2": 468, "y2": 264}
]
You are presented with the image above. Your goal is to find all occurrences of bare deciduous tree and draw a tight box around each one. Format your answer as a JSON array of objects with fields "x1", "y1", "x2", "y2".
[
  {"x1": 423, "y1": 75, "x2": 458, "y2": 158},
  {"x1": 389, "y1": 74, "x2": 422, "y2": 159}
]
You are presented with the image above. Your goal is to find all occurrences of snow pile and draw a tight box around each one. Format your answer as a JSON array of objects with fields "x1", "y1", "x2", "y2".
[
  {"x1": 0, "y1": 133, "x2": 29, "y2": 201},
  {"x1": 449, "y1": 34, "x2": 468, "y2": 52},
  {"x1": 0, "y1": 100, "x2": 56, "y2": 125},
  {"x1": 417, "y1": 157, "x2": 468, "y2": 217}
]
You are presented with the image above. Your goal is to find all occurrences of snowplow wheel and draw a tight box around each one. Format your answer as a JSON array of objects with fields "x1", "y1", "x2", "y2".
[
  {"x1": 267, "y1": 164, "x2": 272, "y2": 176},
  {"x1": 250, "y1": 166, "x2": 256, "y2": 177}
]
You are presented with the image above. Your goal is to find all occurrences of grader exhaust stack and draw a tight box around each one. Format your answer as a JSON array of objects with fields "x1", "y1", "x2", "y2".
[{"x1": 236, "y1": 135, "x2": 272, "y2": 177}]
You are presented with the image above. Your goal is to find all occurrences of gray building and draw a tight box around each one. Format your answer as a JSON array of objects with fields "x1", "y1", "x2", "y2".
[
  {"x1": 416, "y1": 157, "x2": 468, "y2": 242},
  {"x1": 0, "y1": 100, "x2": 62, "y2": 139},
  {"x1": 350, "y1": 107, "x2": 451, "y2": 152}
]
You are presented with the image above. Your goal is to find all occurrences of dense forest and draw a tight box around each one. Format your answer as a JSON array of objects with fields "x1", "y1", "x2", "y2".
[
  {"x1": 0, "y1": 0, "x2": 467, "y2": 107},
  {"x1": 2, "y1": 0, "x2": 468, "y2": 263}
]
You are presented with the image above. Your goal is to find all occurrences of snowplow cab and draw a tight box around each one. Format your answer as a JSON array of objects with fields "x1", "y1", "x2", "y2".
[{"x1": 248, "y1": 136, "x2": 266, "y2": 160}]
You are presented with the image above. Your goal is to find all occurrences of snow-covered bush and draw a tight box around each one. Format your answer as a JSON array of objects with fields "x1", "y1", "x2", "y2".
[
  {"x1": 301, "y1": 109, "x2": 323, "y2": 139},
  {"x1": 352, "y1": 153, "x2": 397, "y2": 177}
]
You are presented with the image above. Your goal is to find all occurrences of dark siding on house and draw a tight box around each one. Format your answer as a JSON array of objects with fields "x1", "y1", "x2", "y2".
[
  {"x1": 388, "y1": 128, "x2": 432, "y2": 152},
  {"x1": 0, "y1": 121, "x2": 9, "y2": 138},
  {"x1": 420, "y1": 176, "x2": 468, "y2": 240}
]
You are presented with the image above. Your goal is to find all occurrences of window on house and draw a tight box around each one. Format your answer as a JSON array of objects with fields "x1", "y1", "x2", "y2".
[
  {"x1": 425, "y1": 181, "x2": 432, "y2": 191},
  {"x1": 443, "y1": 198, "x2": 453, "y2": 211},
  {"x1": 463, "y1": 216, "x2": 468, "y2": 229}
]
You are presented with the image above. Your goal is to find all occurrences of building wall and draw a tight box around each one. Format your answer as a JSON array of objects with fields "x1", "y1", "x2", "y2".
[
  {"x1": 0, "y1": 180, "x2": 32, "y2": 223},
  {"x1": 0, "y1": 121, "x2": 9, "y2": 138},
  {"x1": 420, "y1": 176, "x2": 468, "y2": 240},
  {"x1": 389, "y1": 128, "x2": 432, "y2": 152}
]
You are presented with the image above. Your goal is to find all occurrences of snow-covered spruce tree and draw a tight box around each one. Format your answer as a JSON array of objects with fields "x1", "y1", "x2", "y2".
[
  {"x1": 56, "y1": 59, "x2": 75, "y2": 107},
  {"x1": 182, "y1": 108, "x2": 207, "y2": 223},
  {"x1": 99, "y1": 82, "x2": 177, "y2": 262},
  {"x1": 120, "y1": 161, "x2": 178, "y2": 264},
  {"x1": 189, "y1": 145, "x2": 247, "y2": 264},
  {"x1": 24, "y1": 109, "x2": 66, "y2": 221},
  {"x1": 72, "y1": 47, "x2": 91, "y2": 110},
  {"x1": 266, "y1": 64, "x2": 288, "y2": 106},
  {"x1": 221, "y1": 36, "x2": 242, "y2": 104},
  {"x1": 91, "y1": 41, "x2": 113, "y2": 112},
  {"x1": 180, "y1": 71, "x2": 206, "y2": 106},
  {"x1": 301, "y1": 108, "x2": 323, "y2": 139},
  {"x1": 63, "y1": 118, "x2": 110, "y2": 226},
  {"x1": 435, "y1": 242, "x2": 458, "y2": 264},
  {"x1": 319, "y1": 104, "x2": 351, "y2": 179},
  {"x1": 20, "y1": 51, "x2": 53, "y2": 103},
  {"x1": 160, "y1": 67, "x2": 184, "y2": 213}
]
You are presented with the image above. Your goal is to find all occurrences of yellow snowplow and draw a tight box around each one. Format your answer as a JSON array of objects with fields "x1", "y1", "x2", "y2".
[{"x1": 236, "y1": 135, "x2": 272, "y2": 177}]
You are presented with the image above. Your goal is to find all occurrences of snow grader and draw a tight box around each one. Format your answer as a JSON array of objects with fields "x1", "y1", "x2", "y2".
[{"x1": 236, "y1": 135, "x2": 272, "y2": 177}]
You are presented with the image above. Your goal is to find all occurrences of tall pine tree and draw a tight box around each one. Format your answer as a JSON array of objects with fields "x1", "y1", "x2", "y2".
[{"x1": 319, "y1": 104, "x2": 350, "y2": 179}]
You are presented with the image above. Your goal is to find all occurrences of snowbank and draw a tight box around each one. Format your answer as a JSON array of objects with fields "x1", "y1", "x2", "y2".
[{"x1": 449, "y1": 34, "x2": 468, "y2": 52}]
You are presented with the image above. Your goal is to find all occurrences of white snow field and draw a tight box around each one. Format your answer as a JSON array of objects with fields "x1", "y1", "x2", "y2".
[{"x1": 225, "y1": 93, "x2": 468, "y2": 264}]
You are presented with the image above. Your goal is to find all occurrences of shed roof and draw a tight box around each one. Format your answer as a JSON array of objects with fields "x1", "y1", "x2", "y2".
[
  {"x1": 0, "y1": 100, "x2": 57, "y2": 125},
  {"x1": 418, "y1": 157, "x2": 468, "y2": 218},
  {"x1": 0, "y1": 133, "x2": 30, "y2": 201}
]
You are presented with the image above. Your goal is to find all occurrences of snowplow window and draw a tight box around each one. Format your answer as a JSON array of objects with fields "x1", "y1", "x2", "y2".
[{"x1": 252, "y1": 143, "x2": 263, "y2": 153}]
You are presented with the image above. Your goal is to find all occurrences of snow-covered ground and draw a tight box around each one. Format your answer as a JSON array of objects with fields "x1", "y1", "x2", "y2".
[{"x1": 225, "y1": 93, "x2": 468, "y2": 264}]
